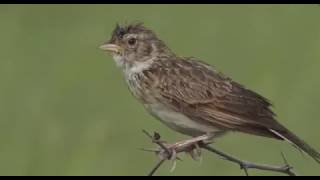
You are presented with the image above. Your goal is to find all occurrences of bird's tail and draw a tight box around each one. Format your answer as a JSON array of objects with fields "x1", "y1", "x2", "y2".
[{"x1": 270, "y1": 127, "x2": 320, "y2": 164}]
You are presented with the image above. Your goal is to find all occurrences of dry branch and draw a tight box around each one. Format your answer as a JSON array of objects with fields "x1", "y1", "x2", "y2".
[{"x1": 142, "y1": 130, "x2": 297, "y2": 176}]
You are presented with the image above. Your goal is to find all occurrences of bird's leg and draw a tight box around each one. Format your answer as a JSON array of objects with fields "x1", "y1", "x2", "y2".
[
  {"x1": 172, "y1": 135, "x2": 212, "y2": 161},
  {"x1": 143, "y1": 130, "x2": 212, "y2": 160},
  {"x1": 188, "y1": 142, "x2": 203, "y2": 161},
  {"x1": 153, "y1": 134, "x2": 212, "y2": 172},
  {"x1": 143, "y1": 130, "x2": 212, "y2": 174},
  {"x1": 143, "y1": 130, "x2": 214, "y2": 160},
  {"x1": 156, "y1": 134, "x2": 212, "y2": 161}
]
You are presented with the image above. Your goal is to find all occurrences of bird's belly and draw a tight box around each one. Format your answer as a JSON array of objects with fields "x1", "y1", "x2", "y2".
[{"x1": 145, "y1": 103, "x2": 222, "y2": 137}]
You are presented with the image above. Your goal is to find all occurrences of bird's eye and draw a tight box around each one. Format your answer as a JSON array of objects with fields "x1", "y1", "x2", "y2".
[{"x1": 128, "y1": 38, "x2": 137, "y2": 46}]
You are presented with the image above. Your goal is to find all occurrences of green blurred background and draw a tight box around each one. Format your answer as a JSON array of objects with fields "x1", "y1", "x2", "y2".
[{"x1": 0, "y1": 4, "x2": 320, "y2": 176}]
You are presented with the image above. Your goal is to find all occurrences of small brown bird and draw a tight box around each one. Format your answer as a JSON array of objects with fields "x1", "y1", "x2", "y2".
[{"x1": 100, "y1": 22, "x2": 320, "y2": 163}]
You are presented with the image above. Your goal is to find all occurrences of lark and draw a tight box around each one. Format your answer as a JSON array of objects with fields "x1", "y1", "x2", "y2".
[{"x1": 100, "y1": 22, "x2": 320, "y2": 163}]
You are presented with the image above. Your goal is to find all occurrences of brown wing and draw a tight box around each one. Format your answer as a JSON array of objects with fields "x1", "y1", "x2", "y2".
[{"x1": 149, "y1": 57, "x2": 285, "y2": 138}]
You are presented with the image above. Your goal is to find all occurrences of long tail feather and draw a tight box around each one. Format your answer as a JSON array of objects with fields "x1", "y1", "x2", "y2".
[{"x1": 270, "y1": 128, "x2": 320, "y2": 164}]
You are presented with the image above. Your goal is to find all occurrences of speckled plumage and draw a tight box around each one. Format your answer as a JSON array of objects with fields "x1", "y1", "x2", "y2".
[
  {"x1": 100, "y1": 23, "x2": 320, "y2": 163},
  {"x1": 124, "y1": 56, "x2": 283, "y2": 137}
]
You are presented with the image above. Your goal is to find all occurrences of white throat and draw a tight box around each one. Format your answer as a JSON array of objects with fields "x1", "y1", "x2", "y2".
[
  {"x1": 128, "y1": 57, "x2": 155, "y2": 74},
  {"x1": 112, "y1": 54, "x2": 126, "y2": 68},
  {"x1": 112, "y1": 54, "x2": 155, "y2": 76},
  {"x1": 112, "y1": 54, "x2": 155, "y2": 71}
]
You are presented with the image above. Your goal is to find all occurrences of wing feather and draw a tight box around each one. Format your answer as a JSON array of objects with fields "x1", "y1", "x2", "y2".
[{"x1": 149, "y1": 57, "x2": 283, "y2": 138}]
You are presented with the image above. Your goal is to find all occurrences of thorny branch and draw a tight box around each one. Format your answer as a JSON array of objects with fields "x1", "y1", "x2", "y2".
[{"x1": 142, "y1": 130, "x2": 297, "y2": 176}]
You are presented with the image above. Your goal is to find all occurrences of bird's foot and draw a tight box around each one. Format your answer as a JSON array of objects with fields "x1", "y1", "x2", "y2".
[
  {"x1": 151, "y1": 134, "x2": 212, "y2": 161},
  {"x1": 142, "y1": 131, "x2": 214, "y2": 173},
  {"x1": 169, "y1": 138, "x2": 204, "y2": 161},
  {"x1": 155, "y1": 135, "x2": 211, "y2": 172}
]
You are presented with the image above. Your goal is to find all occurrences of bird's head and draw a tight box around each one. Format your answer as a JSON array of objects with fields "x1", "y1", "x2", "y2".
[{"x1": 100, "y1": 22, "x2": 174, "y2": 68}]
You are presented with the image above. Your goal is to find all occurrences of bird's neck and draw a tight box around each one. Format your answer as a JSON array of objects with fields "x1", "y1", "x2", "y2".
[{"x1": 123, "y1": 57, "x2": 156, "y2": 77}]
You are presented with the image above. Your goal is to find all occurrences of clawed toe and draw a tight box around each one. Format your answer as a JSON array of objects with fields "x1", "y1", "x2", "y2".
[
  {"x1": 156, "y1": 139, "x2": 205, "y2": 162},
  {"x1": 143, "y1": 131, "x2": 211, "y2": 173},
  {"x1": 187, "y1": 143, "x2": 202, "y2": 161}
]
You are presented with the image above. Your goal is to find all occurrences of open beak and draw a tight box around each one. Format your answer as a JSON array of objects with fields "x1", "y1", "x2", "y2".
[{"x1": 99, "y1": 43, "x2": 122, "y2": 54}]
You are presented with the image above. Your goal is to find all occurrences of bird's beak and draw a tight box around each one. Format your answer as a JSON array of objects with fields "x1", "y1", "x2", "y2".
[{"x1": 99, "y1": 43, "x2": 122, "y2": 54}]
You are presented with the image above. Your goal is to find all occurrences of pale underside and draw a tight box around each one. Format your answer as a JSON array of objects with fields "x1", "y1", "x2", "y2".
[{"x1": 145, "y1": 103, "x2": 225, "y2": 137}]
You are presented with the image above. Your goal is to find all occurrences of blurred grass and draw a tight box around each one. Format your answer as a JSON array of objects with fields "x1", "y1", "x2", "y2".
[{"x1": 0, "y1": 4, "x2": 320, "y2": 175}]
